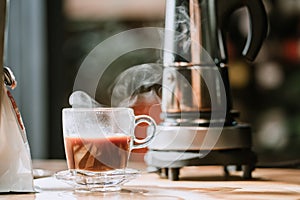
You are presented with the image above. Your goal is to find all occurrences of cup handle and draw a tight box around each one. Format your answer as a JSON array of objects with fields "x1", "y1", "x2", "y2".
[{"x1": 132, "y1": 115, "x2": 157, "y2": 149}]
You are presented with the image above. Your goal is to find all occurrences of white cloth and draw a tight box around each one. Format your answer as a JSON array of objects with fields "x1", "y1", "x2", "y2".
[{"x1": 0, "y1": 86, "x2": 34, "y2": 192}]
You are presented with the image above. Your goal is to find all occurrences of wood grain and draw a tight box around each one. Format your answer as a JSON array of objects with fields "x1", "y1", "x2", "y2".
[{"x1": 1, "y1": 160, "x2": 299, "y2": 199}]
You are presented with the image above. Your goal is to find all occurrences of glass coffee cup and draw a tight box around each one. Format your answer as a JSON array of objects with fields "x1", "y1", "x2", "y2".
[{"x1": 59, "y1": 107, "x2": 157, "y2": 192}]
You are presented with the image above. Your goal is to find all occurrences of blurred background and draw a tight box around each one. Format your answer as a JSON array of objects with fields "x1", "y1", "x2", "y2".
[{"x1": 4, "y1": 0, "x2": 300, "y2": 165}]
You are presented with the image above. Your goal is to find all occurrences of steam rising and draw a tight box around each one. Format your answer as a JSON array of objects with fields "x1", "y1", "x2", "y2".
[
  {"x1": 164, "y1": 1, "x2": 199, "y2": 65},
  {"x1": 111, "y1": 63, "x2": 162, "y2": 107},
  {"x1": 175, "y1": 5, "x2": 191, "y2": 54},
  {"x1": 69, "y1": 90, "x2": 103, "y2": 108}
]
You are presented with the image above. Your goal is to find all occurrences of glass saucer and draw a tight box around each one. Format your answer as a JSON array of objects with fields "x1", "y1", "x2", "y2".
[{"x1": 55, "y1": 168, "x2": 140, "y2": 192}]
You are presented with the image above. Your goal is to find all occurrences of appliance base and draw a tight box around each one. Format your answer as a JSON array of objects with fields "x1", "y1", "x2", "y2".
[{"x1": 145, "y1": 148, "x2": 257, "y2": 180}]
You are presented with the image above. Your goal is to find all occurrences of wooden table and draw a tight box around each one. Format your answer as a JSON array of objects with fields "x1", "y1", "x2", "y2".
[{"x1": 0, "y1": 159, "x2": 300, "y2": 199}]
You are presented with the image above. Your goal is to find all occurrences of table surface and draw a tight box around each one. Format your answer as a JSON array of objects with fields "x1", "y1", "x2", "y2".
[{"x1": 0, "y1": 159, "x2": 300, "y2": 200}]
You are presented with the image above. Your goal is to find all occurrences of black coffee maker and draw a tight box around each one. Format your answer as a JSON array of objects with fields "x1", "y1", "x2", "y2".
[{"x1": 145, "y1": 0, "x2": 268, "y2": 180}]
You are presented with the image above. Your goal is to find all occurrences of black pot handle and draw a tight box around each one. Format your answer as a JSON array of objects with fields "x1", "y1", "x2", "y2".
[{"x1": 216, "y1": 0, "x2": 268, "y2": 62}]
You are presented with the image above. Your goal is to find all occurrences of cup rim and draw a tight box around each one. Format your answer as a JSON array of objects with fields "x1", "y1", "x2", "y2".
[{"x1": 62, "y1": 107, "x2": 134, "y2": 112}]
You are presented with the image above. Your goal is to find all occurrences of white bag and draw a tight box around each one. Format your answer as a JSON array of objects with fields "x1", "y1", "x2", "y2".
[{"x1": 0, "y1": 67, "x2": 34, "y2": 192}]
